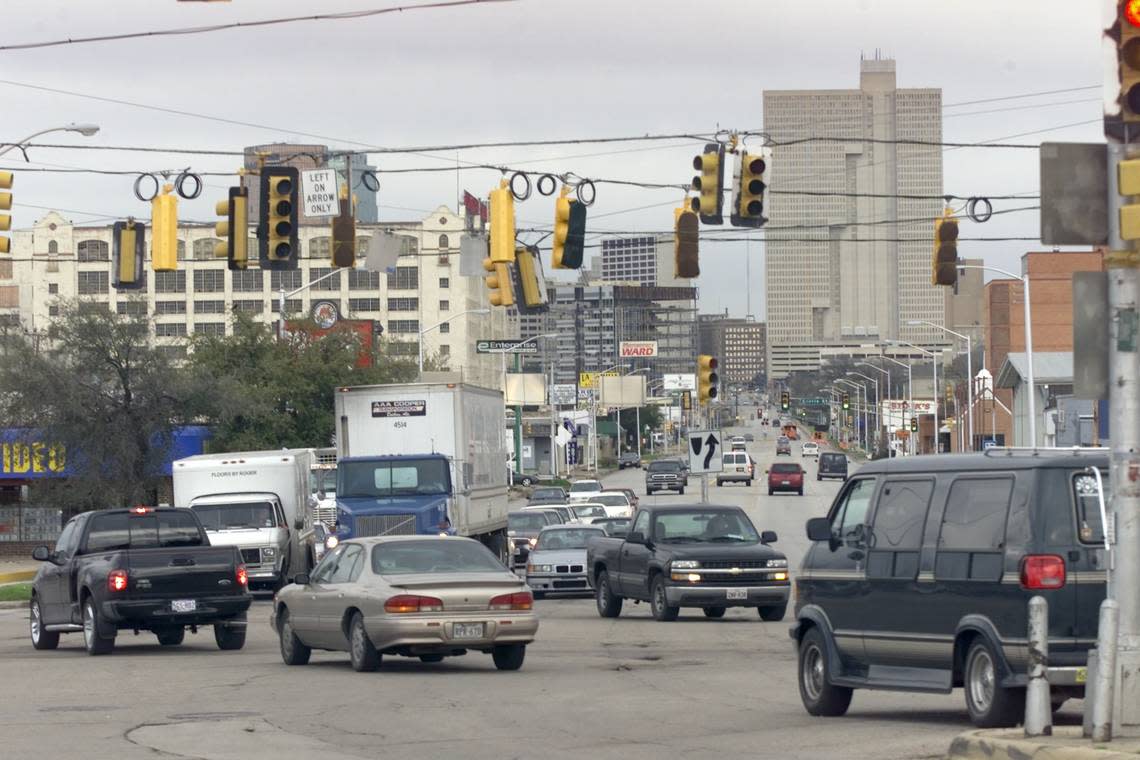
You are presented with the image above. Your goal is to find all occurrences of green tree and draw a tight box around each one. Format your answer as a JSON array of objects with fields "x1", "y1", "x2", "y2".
[{"x1": 618, "y1": 405, "x2": 663, "y2": 447}]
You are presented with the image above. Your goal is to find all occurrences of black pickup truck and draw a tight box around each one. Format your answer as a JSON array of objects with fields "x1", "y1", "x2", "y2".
[
  {"x1": 29, "y1": 507, "x2": 252, "y2": 655},
  {"x1": 586, "y1": 504, "x2": 790, "y2": 621}
]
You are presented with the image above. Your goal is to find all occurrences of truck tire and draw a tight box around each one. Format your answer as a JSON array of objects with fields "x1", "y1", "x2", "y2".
[
  {"x1": 492, "y1": 643, "x2": 526, "y2": 671},
  {"x1": 798, "y1": 626, "x2": 853, "y2": 717},
  {"x1": 703, "y1": 606, "x2": 726, "y2": 619},
  {"x1": 348, "y1": 612, "x2": 381, "y2": 672},
  {"x1": 677, "y1": 488, "x2": 685, "y2": 496},
  {"x1": 278, "y1": 608, "x2": 311, "y2": 666},
  {"x1": 964, "y1": 638, "x2": 1025, "y2": 728},
  {"x1": 82, "y1": 597, "x2": 115, "y2": 656},
  {"x1": 758, "y1": 603, "x2": 787, "y2": 622},
  {"x1": 214, "y1": 619, "x2": 246, "y2": 651},
  {"x1": 650, "y1": 575, "x2": 679, "y2": 622},
  {"x1": 487, "y1": 532, "x2": 509, "y2": 566},
  {"x1": 30, "y1": 596, "x2": 59, "y2": 650},
  {"x1": 595, "y1": 570, "x2": 623, "y2": 618},
  {"x1": 155, "y1": 627, "x2": 185, "y2": 646}
]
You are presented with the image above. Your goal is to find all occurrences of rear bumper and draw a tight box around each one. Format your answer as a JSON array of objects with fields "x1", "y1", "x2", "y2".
[
  {"x1": 363, "y1": 612, "x2": 538, "y2": 653},
  {"x1": 768, "y1": 482, "x2": 803, "y2": 492},
  {"x1": 646, "y1": 480, "x2": 682, "y2": 491},
  {"x1": 102, "y1": 595, "x2": 252, "y2": 628},
  {"x1": 718, "y1": 473, "x2": 751, "y2": 482},
  {"x1": 664, "y1": 583, "x2": 790, "y2": 607}
]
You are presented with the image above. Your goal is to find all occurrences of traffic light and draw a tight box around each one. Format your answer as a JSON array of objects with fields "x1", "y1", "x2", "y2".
[
  {"x1": 214, "y1": 186, "x2": 249, "y2": 271},
  {"x1": 552, "y1": 186, "x2": 586, "y2": 269},
  {"x1": 1119, "y1": 158, "x2": 1140, "y2": 239},
  {"x1": 151, "y1": 183, "x2": 178, "y2": 272},
  {"x1": 697, "y1": 355, "x2": 719, "y2": 404},
  {"x1": 781, "y1": 391, "x2": 790, "y2": 411},
  {"x1": 483, "y1": 257, "x2": 514, "y2": 307},
  {"x1": 513, "y1": 245, "x2": 549, "y2": 313},
  {"x1": 259, "y1": 166, "x2": 299, "y2": 270},
  {"x1": 910, "y1": 417, "x2": 919, "y2": 434},
  {"x1": 690, "y1": 143, "x2": 725, "y2": 225},
  {"x1": 489, "y1": 179, "x2": 516, "y2": 265},
  {"x1": 674, "y1": 206, "x2": 700, "y2": 278},
  {"x1": 1116, "y1": 0, "x2": 1140, "y2": 124},
  {"x1": 331, "y1": 188, "x2": 355, "y2": 268},
  {"x1": 730, "y1": 151, "x2": 767, "y2": 228},
  {"x1": 931, "y1": 208, "x2": 958, "y2": 286},
  {"x1": 0, "y1": 171, "x2": 11, "y2": 254},
  {"x1": 112, "y1": 220, "x2": 146, "y2": 290},
  {"x1": 841, "y1": 393, "x2": 850, "y2": 410}
]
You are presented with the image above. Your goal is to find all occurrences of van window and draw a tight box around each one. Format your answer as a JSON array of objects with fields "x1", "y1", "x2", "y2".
[
  {"x1": 1074, "y1": 472, "x2": 1110, "y2": 544},
  {"x1": 829, "y1": 478, "x2": 875, "y2": 542},
  {"x1": 938, "y1": 477, "x2": 1013, "y2": 551},
  {"x1": 870, "y1": 479, "x2": 933, "y2": 551}
]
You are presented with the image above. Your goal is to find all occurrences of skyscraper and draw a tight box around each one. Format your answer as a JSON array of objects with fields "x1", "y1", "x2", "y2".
[
  {"x1": 599, "y1": 235, "x2": 682, "y2": 286},
  {"x1": 763, "y1": 57, "x2": 944, "y2": 378}
]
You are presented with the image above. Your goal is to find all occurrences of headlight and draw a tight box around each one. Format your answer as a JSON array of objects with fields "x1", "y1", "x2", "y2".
[
  {"x1": 772, "y1": 572, "x2": 788, "y2": 581},
  {"x1": 528, "y1": 537, "x2": 537, "y2": 547},
  {"x1": 671, "y1": 572, "x2": 702, "y2": 582},
  {"x1": 261, "y1": 546, "x2": 277, "y2": 559},
  {"x1": 325, "y1": 535, "x2": 339, "y2": 550},
  {"x1": 766, "y1": 559, "x2": 787, "y2": 568},
  {"x1": 671, "y1": 560, "x2": 700, "y2": 570}
]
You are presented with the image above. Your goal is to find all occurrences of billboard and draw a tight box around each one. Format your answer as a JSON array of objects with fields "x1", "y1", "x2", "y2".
[
  {"x1": 598, "y1": 376, "x2": 646, "y2": 407},
  {"x1": 619, "y1": 340, "x2": 658, "y2": 358},
  {"x1": 663, "y1": 373, "x2": 696, "y2": 391},
  {"x1": 505, "y1": 373, "x2": 547, "y2": 405},
  {"x1": 880, "y1": 399, "x2": 936, "y2": 429}
]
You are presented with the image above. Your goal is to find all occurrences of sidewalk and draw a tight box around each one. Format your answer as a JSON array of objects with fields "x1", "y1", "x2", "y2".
[
  {"x1": 0, "y1": 560, "x2": 38, "y2": 585},
  {"x1": 948, "y1": 727, "x2": 1140, "y2": 759}
]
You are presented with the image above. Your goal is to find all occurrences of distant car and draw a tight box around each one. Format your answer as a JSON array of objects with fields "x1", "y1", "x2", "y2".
[
  {"x1": 744, "y1": 433, "x2": 755, "y2": 442},
  {"x1": 568, "y1": 480, "x2": 604, "y2": 502},
  {"x1": 603, "y1": 488, "x2": 639, "y2": 510},
  {"x1": 768, "y1": 462, "x2": 804, "y2": 496},
  {"x1": 772, "y1": 419, "x2": 782, "y2": 428},
  {"x1": 526, "y1": 525, "x2": 605, "y2": 597},
  {"x1": 593, "y1": 517, "x2": 631, "y2": 537},
  {"x1": 717, "y1": 451, "x2": 754, "y2": 487},
  {"x1": 817, "y1": 452, "x2": 849, "y2": 481},
  {"x1": 508, "y1": 510, "x2": 561, "y2": 568},
  {"x1": 572, "y1": 504, "x2": 608, "y2": 524},
  {"x1": 731, "y1": 437, "x2": 747, "y2": 451},
  {"x1": 802, "y1": 441, "x2": 820, "y2": 458},
  {"x1": 591, "y1": 492, "x2": 632, "y2": 518},
  {"x1": 521, "y1": 504, "x2": 577, "y2": 524},
  {"x1": 646, "y1": 460, "x2": 685, "y2": 495},
  {"x1": 528, "y1": 487, "x2": 568, "y2": 505},
  {"x1": 776, "y1": 436, "x2": 792, "y2": 456},
  {"x1": 618, "y1": 451, "x2": 642, "y2": 469},
  {"x1": 273, "y1": 536, "x2": 538, "y2": 671}
]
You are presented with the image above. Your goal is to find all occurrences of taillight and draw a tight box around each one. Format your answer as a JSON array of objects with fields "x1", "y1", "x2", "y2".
[
  {"x1": 1020, "y1": 554, "x2": 1066, "y2": 590},
  {"x1": 236, "y1": 564, "x2": 248, "y2": 587},
  {"x1": 489, "y1": 591, "x2": 533, "y2": 611},
  {"x1": 108, "y1": 569, "x2": 128, "y2": 592},
  {"x1": 384, "y1": 594, "x2": 444, "y2": 613}
]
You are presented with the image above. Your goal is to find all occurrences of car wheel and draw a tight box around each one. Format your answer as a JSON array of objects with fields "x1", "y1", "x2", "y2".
[
  {"x1": 758, "y1": 603, "x2": 787, "y2": 622},
  {"x1": 532, "y1": 590, "x2": 545, "y2": 600},
  {"x1": 519, "y1": 476, "x2": 534, "y2": 487},
  {"x1": 798, "y1": 627, "x2": 853, "y2": 717},
  {"x1": 646, "y1": 488, "x2": 654, "y2": 495},
  {"x1": 82, "y1": 597, "x2": 115, "y2": 656},
  {"x1": 348, "y1": 612, "x2": 381, "y2": 672},
  {"x1": 677, "y1": 488, "x2": 685, "y2": 495},
  {"x1": 29, "y1": 596, "x2": 59, "y2": 651},
  {"x1": 214, "y1": 619, "x2": 247, "y2": 651},
  {"x1": 595, "y1": 570, "x2": 623, "y2": 618},
  {"x1": 492, "y1": 643, "x2": 526, "y2": 671},
  {"x1": 278, "y1": 608, "x2": 311, "y2": 666},
  {"x1": 798, "y1": 488, "x2": 804, "y2": 496},
  {"x1": 716, "y1": 480, "x2": 722, "y2": 487},
  {"x1": 964, "y1": 638, "x2": 1024, "y2": 727},
  {"x1": 420, "y1": 654, "x2": 445, "y2": 663},
  {"x1": 703, "y1": 606, "x2": 726, "y2": 619},
  {"x1": 768, "y1": 488, "x2": 774, "y2": 496},
  {"x1": 155, "y1": 627, "x2": 185, "y2": 646},
  {"x1": 817, "y1": 475, "x2": 822, "y2": 481},
  {"x1": 746, "y1": 480, "x2": 752, "y2": 487},
  {"x1": 649, "y1": 575, "x2": 679, "y2": 622}
]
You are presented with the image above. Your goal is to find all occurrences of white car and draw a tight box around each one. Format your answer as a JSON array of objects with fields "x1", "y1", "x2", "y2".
[
  {"x1": 568, "y1": 479, "x2": 604, "y2": 502},
  {"x1": 801, "y1": 441, "x2": 820, "y2": 458},
  {"x1": 520, "y1": 504, "x2": 579, "y2": 524},
  {"x1": 571, "y1": 503, "x2": 609, "y2": 524},
  {"x1": 589, "y1": 492, "x2": 632, "y2": 518}
]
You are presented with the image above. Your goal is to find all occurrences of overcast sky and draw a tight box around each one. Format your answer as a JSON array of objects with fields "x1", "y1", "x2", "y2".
[{"x1": 0, "y1": 0, "x2": 1105, "y2": 318}]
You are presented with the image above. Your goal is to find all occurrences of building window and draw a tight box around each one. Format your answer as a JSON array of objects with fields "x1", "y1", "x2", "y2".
[
  {"x1": 48, "y1": 305, "x2": 59, "y2": 317},
  {"x1": 439, "y1": 299, "x2": 451, "y2": 312},
  {"x1": 155, "y1": 300, "x2": 186, "y2": 315},
  {"x1": 155, "y1": 323, "x2": 187, "y2": 337},
  {"x1": 193, "y1": 239, "x2": 220, "y2": 261},
  {"x1": 77, "y1": 271, "x2": 109, "y2": 295},
  {"x1": 309, "y1": 267, "x2": 340, "y2": 291},
  {"x1": 116, "y1": 301, "x2": 147, "y2": 316},
  {"x1": 439, "y1": 345, "x2": 450, "y2": 356},
  {"x1": 194, "y1": 322, "x2": 226, "y2": 336},
  {"x1": 439, "y1": 323, "x2": 450, "y2": 334},
  {"x1": 399, "y1": 236, "x2": 418, "y2": 256},
  {"x1": 155, "y1": 271, "x2": 186, "y2": 293},
  {"x1": 158, "y1": 345, "x2": 187, "y2": 360},
  {"x1": 356, "y1": 236, "x2": 371, "y2": 256},
  {"x1": 193, "y1": 270, "x2": 224, "y2": 293},
  {"x1": 194, "y1": 300, "x2": 225, "y2": 314},
  {"x1": 388, "y1": 319, "x2": 420, "y2": 334},
  {"x1": 349, "y1": 269, "x2": 380, "y2": 290},
  {"x1": 439, "y1": 234, "x2": 450, "y2": 250},
  {"x1": 48, "y1": 240, "x2": 58, "y2": 254},
  {"x1": 270, "y1": 270, "x2": 302, "y2": 291},
  {"x1": 232, "y1": 300, "x2": 264, "y2": 314},
  {"x1": 284, "y1": 299, "x2": 302, "y2": 313},
  {"x1": 439, "y1": 277, "x2": 450, "y2": 289},
  {"x1": 388, "y1": 266, "x2": 419, "y2": 290},
  {"x1": 48, "y1": 283, "x2": 58, "y2": 294},
  {"x1": 349, "y1": 298, "x2": 380, "y2": 312},
  {"x1": 387, "y1": 297, "x2": 419, "y2": 311},
  {"x1": 177, "y1": 240, "x2": 187, "y2": 261},
  {"x1": 310, "y1": 237, "x2": 331, "y2": 260},
  {"x1": 387, "y1": 341, "x2": 418, "y2": 355},
  {"x1": 232, "y1": 269, "x2": 264, "y2": 292},
  {"x1": 77, "y1": 240, "x2": 109, "y2": 262}
]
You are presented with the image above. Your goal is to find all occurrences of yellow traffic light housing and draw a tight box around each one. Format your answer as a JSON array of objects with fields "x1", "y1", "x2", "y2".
[
  {"x1": 842, "y1": 393, "x2": 850, "y2": 410},
  {"x1": 214, "y1": 186, "x2": 249, "y2": 271},
  {"x1": 151, "y1": 183, "x2": 178, "y2": 272},
  {"x1": 781, "y1": 391, "x2": 790, "y2": 411},
  {"x1": 259, "y1": 166, "x2": 299, "y2": 270},
  {"x1": 691, "y1": 143, "x2": 725, "y2": 225},
  {"x1": 514, "y1": 245, "x2": 549, "y2": 313},
  {"x1": 331, "y1": 186, "x2": 356, "y2": 268},
  {"x1": 731, "y1": 152, "x2": 767, "y2": 228},
  {"x1": 112, "y1": 220, "x2": 146, "y2": 290},
  {"x1": 552, "y1": 186, "x2": 586, "y2": 269},
  {"x1": 674, "y1": 206, "x2": 700, "y2": 278},
  {"x1": 1118, "y1": 1, "x2": 1140, "y2": 124},
  {"x1": 0, "y1": 171, "x2": 11, "y2": 254},
  {"x1": 697, "y1": 354, "x2": 719, "y2": 404},
  {"x1": 931, "y1": 208, "x2": 959, "y2": 286},
  {"x1": 483, "y1": 257, "x2": 514, "y2": 307},
  {"x1": 910, "y1": 417, "x2": 919, "y2": 434},
  {"x1": 489, "y1": 179, "x2": 516, "y2": 264},
  {"x1": 1119, "y1": 158, "x2": 1140, "y2": 239}
]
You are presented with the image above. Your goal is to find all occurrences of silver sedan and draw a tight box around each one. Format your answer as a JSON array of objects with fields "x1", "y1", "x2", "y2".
[{"x1": 270, "y1": 535, "x2": 539, "y2": 672}]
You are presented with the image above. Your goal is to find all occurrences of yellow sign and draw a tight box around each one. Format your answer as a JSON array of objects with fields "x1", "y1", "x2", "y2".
[
  {"x1": 578, "y1": 371, "x2": 618, "y2": 390},
  {"x1": 1, "y1": 441, "x2": 66, "y2": 476}
]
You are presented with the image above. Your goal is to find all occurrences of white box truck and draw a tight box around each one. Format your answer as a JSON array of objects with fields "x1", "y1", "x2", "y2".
[
  {"x1": 333, "y1": 382, "x2": 509, "y2": 559},
  {"x1": 172, "y1": 449, "x2": 321, "y2": 590}
]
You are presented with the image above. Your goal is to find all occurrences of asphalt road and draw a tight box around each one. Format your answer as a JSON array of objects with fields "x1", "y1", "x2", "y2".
[{"x1": 0, "y1": 415, "x2": 1080, "y2": 759}]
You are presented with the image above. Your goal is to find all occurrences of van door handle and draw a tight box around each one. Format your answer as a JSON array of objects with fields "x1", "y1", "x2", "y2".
[
  {"x1": 847, "y1": 550, "x2": 865, "y2": 562},
  {"x1": 1068, "y1": 550, "x2": 1081, "y2": 563}
]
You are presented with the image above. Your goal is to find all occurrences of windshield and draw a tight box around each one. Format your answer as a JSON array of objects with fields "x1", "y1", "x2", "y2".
[
  {"x1": 569, "y1": 481, "x2": 601, "y2": 493},
  {"x1": 648, "y1": 461, "x2": 680, "y2": 472},
  {"x1": 652, "y1": 510, "x2": 759, "y2": 544},
  {"x1": 532, "y1": 488, "x2": 565, "y2": 500},
  {"x1": 509, "y1": 513, "x2": 549, "y2": 532},
  {"x1": 309, "y1": 469, "x2": 337, "y2": 494},
  {"x1": 574, "y1": 505, "x2": 606, "y2": 519},
  {"x1": 191, "y1": 502, "x2": 280, "y2": 530},
  {"x1": 86, "y1": 510, "x2": 205, "y2": 552},
  {"x1": 535, "y1": 528, "x2": 604, "y2": 550},
  {"x1": 1074, "y1": 471, "x2": 1111, "y2": 544},
  {"x1": 371, "y1": 539, "x2": 505, "y2": 575},
  {"x1": 771, "y1": 464, "x2": 800, "y2": 474},
  {"x1": 338, "y1": 458, "x2": 450, "y2": 498}
]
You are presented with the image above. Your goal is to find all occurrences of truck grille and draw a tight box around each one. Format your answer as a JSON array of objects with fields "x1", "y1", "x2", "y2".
[
  {"x1": 355, "y1": 514, "x2": 417, "y2": 537},
  {"x1": 313, "y1": 503, "x2": 337, "y2": 527},
  {"x1": 240, "y1": 548, "x2": 261, "y2": 564},
  {"x1": 556, "y1": 564, "x2": 584, "y2": 574},
  {"x1": 702, "y1": 560, "x2": 769, "y2": 569}
]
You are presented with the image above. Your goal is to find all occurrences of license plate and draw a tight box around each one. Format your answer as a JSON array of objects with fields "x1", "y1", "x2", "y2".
[
  {"x1": 782, "y1": 480, "x2": 790, "y2": 485},
  {"x1": 726, "y1": 589, "x2": 747, "y2": 600},
  {"x1": 171, "y1": 599, "x2": 197, "y2": 613},
  {"x1": 452, "y1": 622, "x2": 485, "y2": 640},
  {"x1": 1076, "y1": 667, "x2": 1088, "y2": 684}
]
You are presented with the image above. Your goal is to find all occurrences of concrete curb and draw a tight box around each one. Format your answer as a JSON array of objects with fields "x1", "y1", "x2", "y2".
[
  {"x1": 0, "y1": 570, "x2": 34, "y2": 584},
  {"x1": 948, "y1": 728, "x2": 1139, "y2": 759},
  {"x1": 0, "y1": 600, "x2": 28, "y2": 610}
]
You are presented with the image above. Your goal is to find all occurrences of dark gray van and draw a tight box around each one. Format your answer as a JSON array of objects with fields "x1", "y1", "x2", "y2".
[
  {"x1": 791, "y1": 449, "x2": 1109, "y2": 728},
  {"x1": 817, "y1": 452, "x2": 848, "y2": 481}
]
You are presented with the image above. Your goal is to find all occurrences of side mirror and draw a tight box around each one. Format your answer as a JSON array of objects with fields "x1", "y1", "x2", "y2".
[
  {"x1": 293, "y1": 573, "x2": 310, "y2": 586},
  {"x1": 31, "y1": 545, "x2": 51, "y2": 562},
  {"x1": 761, "y1": 530, "x2": 778, "y2": 544},
  {"x1": 626, "y1": 531, "x2": 646, "y2": 545},
  {"x1": 806, "y1": 517, "x2": 833, "y2": 542}
]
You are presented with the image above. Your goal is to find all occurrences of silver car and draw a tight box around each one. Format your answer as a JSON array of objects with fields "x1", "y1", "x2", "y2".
[
  {"x1": 525, "y1": 524, "x2": 605, "y2": 597},
  {"x1": 271, "y1": 536, "x2": 539, "y2": 672}
]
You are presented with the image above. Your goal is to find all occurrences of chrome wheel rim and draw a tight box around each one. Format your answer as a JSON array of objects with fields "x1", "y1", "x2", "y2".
[
  {"x1": 596, "y1": 578, "x2": 608, "y2": 609},
  {"x1": 30, "y1": 601, "x2": 41, "y2": 643},
  {"x1": 802, "y1": 644, "x2": 825, "y2": 702},
  {"x1": 351, "y1": 621, "x2": 364, "y2": 663},
  {"x1": 653, "y1": 581, "x2": 664, "y2": 614},
  {"x1": 281, "y1": 619, "x2": 293, "y2": 658},
  {"x1": 968, "y1": 648, "x2": 995, "y2": 714},
  {"x1": 83, "y1": 603, "x2": 94, "y2": 650}
]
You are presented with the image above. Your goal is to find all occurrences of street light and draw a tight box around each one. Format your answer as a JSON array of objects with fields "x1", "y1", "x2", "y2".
[
  {"x1": 909, "y1": 319, "x2": 974, "y2": 451},
  {"x1": 865, "y1": 356, "x2": 914, "y2": 455},
  {"x1": 885, "y1": 339, "x2": 942, "y2": 453},
  {"x1": 849, "y1": 370, "x2": 880, "y2": 452},
  {"x1": 626, "y1": 367, "x2": 651, "y2": 460},
  {"x1": 591, "y1": 362, "x2": 630, "y2": 473},
  {"x1": 836, "y1": 378, "x2": 867, "y2": 452},
  {"x1": 418, "y1": 308, "x2": 491, "y2": 374},
  {"x1": 0, "y1": 123, "x2": 101, "y2": 158},
  {"x1": 492, "y1": 332, "x2": 557, "y2": 479}
]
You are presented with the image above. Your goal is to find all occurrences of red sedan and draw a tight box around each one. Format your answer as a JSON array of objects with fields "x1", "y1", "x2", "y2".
[{"x1": 768, "y1": 463, "x2": 804, "y2": 496}]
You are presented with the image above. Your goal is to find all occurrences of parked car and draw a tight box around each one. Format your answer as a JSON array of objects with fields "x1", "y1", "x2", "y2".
[
  {"x1": 768, "y1": 463, "x2": 804, "y2": 495},
  {"x1": 618, "y1": 451, "x2": 642, "y2": 469},
  {"x1": 508, "y1": 510, "x2": 560, "y2": 568},
  {"x1": 603, "y1": 488, "x2": 639, "y2": 510},
  {"x1": 586, "y1": 504, "x2": 789, "y2": 621},
  {"x1": 802, "y1": 441, "x2": 820, "y2": 458},
  {"x1": 528, "y1": 487, "x2": 569, "y2": 506},
  {"x1": 792, "y1": 449, "x2": 1109, "y2": 727},
  {"x1": 776, "y1": 436, "x2": 792, "y2": 456},
  {"x1": 272, "y1": 536, "x2": 538, "y2": 671},
  {"x1": 526, "y1": 524, "x2": 605, "y2": 597},
  {"x1": 568, "y1": 479, "x2": 604, "y2": 502},
  {"x1": 591, "y1": 492, "x2": 633, "y2": 517},
  {"x1": 717, "y1": 452, "x2": 754, "y2": 487},
  {"x1": 29, "y1": 507, "x2": 252, "y2": 655},
  {"x1": 646, "y1": 459, "x2": 686, "y2": 495},
  {"x1": 521, "y1": 504, "x2": 577, "y2": 524},
  {"x1": 593, "y1": 517, "x2": 631, "y2": 537},
  {"x1": 817, "y1": 452, "x2": 849, "y2": 481}
]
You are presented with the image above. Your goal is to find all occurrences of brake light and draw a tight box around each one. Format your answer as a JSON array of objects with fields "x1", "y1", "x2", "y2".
[
  {"x1": 489, "y1": 591, "x2": 533, "y2": 611},
  {"x1": 108, "y1": 569, "x2": 128, "y2": 592},
  {"x1": 131, "y1": 506, "x2": 152, "y2": 514},
  {"x1": 1020, "y1": 554, "x2": 1066, "y2": 590},
  {"x1": 384, "y1": 594, "x2": 444, "y2": 613},
  {"x1": 236, "y1": 564, "x2": 248, "y2": 587}
]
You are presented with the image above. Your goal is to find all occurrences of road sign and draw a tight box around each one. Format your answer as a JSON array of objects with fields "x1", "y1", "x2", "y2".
[
  {"x1": 550, "y1": 384, "x2": 577, "y2": 405},
  {"x1": 301, "y1": 169, "x2": 339, "y2": 218},
  {"x1": 688, "y1": 429, "x2": 724, "y2": 473},
  {"x1": 474, "y1": 339, "x2": 539, "y2": 354},
  {"x1": 800, "y1": 397, "x2": 827, "y2": 406},
  {"x1": 663, "y1": 373, "x2": 696, "y2": 391}
]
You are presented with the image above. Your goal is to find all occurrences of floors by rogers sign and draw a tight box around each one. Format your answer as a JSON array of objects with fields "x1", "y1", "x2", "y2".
[{"x1": 619, "y1": 341, "x2": 658, "y2": 358}]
